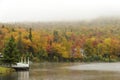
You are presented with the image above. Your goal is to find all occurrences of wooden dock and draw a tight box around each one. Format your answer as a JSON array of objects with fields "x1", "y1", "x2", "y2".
[{"x1": 12, "y1": 57, "x2": 29, "y2": 71}]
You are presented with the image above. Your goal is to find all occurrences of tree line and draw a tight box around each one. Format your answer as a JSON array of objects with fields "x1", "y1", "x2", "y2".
[{"x1": 0, "y1": 18, "x2": 120, "y2": 62}]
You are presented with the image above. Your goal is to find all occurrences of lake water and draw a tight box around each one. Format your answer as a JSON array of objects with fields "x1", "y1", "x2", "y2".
[{"x1": 1, "y1": 62, "x2": 120, "y2": 80}]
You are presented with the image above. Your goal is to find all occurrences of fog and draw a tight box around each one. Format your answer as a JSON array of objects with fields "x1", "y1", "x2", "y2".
[{"x1": 0, "y1": 0, "x2": 120, "y2": 22}]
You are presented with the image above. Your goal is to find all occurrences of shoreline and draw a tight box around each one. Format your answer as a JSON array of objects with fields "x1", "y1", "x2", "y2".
[{"x1": 0, "y1": 67, "x2": 15, "y2": 74}]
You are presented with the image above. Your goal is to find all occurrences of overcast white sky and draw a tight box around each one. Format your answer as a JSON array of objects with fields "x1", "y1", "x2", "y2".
[{"x1": 0, "y1": 0, "x2": 120, "y2": 22}]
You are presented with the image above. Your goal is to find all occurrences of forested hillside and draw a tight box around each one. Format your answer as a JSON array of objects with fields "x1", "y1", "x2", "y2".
[{"x1": 0, "y1": 17, "x2": 120, "y2": 62}]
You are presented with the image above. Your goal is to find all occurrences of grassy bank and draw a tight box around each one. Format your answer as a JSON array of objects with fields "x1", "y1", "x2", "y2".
[{"x1": 0, "y1": 67, "x2": 15, "y2": 74}]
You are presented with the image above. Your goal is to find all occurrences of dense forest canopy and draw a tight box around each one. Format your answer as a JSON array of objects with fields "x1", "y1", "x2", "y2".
[{"x1": 0, "y1": 17, "x2": 120, "y2": 62}]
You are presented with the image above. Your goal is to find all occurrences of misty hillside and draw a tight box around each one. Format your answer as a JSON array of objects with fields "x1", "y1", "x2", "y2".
[
  {"x1": 1, "y1": 17, "x2": 120, "y2": 37},
  {"x1": 0, "y1": 17, "x2": 120, "y2": 28},
  {"x1": 0, "y1": 17, "x2": 120, "y2": 62}
]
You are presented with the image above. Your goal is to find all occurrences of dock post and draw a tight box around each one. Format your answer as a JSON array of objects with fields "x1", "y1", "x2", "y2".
[
  {"x1": 24, "y1": 57, "x2": 26, "y2": 63},
  {"x1": 28, "y1": 57, "x2": 29, "y2": 65},
  {"x1": 21, "y1": 57, "x2": 23, "y2": 63}
]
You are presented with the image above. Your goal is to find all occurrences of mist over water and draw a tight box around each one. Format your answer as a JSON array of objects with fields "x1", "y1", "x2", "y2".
[{"x1": 1, "y1": 63, "x2": 120, "y2": 80}]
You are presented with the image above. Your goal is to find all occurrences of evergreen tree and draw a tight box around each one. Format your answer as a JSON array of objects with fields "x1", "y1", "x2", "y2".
[
  {"x1": 2, "y1": 36, "x2": 19, "y2": 67},
  {"x1": 17, "y1": 32, "x2": 24, "y2": 54},
  {"x1": 2, "y1": 25, "x2": 5, "y2": 28},
  {"x1": 29, "y1": 28, "x2": 32, "y2": 41},
  {"x1": 53, "y1": 30, "x2": 60, "y2": 43}
]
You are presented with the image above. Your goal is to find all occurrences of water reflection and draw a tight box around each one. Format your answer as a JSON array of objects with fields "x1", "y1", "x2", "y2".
[
  {"x1": 1, "y1": 63, "x2": 120, "y2": 80},
  {"x1": 0, "y1": 72, "x2": 17, "y2": 80},
  {"x1": 17, "y1": 71, "x2": 29, "y2": 80},
  {"x1": 0, "y1": 71, "x2": 29, "y2": 80},
  {"x1": 29, "y1": 63, "x2": 120, "y2": 80},
  {"x1": 29, "y1": 69, "x2": 120, "y2": 80}
]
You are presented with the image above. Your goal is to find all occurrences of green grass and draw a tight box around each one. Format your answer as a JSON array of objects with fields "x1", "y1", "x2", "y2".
[{"x1": 0, "y1": 67, "x2": 15, "y2": 74}]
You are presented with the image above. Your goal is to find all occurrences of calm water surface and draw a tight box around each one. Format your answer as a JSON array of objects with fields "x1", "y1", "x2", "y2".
[{"x1": 1, "y1": 63, "x2": 120, "y2": 80}]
